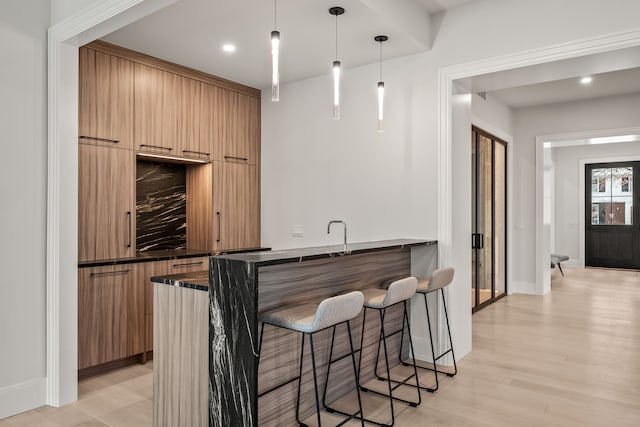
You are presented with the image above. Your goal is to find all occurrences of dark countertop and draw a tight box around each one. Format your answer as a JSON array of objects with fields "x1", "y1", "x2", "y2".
[
  {"x1": 213, "y1": 238, "x2": 436, "y2": 267},
  {"x1": 78, "y1": 247, "x2": 270, "y2": 268},
  {"x1": 151, "y1": 239, "x2": 436, "y2": 291},
  {"x1": 151, "y1": 270, "x2": 209, "y2": 292}
]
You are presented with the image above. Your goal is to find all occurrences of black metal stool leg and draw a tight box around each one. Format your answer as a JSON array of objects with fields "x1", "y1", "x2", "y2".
[
  {"x1": 379, "y1": 308, "x2": 396, "y2": 427},
  {"x1": 346, "y1": 320, "x2": 365, "y2": 426},
  {"x1": 308, "y1": 333, "x2": 323, "y2": 427},
  {"x1": 357, "y1": 307, "x2": 368, "y2": 386},
  {"x1": 423, "y1": 292, "x2": 440, "y2": 390},
  {"x1": 295, "y1": 333, "x2": 307, "y2": 426},
  {"x1": 321, "y1": 325, "x2": 338, "y2": 409},
  {"x1": 441, "y1": 288, "x2": 457, "y2": 377}
]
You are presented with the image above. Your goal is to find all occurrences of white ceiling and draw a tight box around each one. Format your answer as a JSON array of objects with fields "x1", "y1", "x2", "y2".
[
  {"x1": 490, "y1": 67, "x2": 640, "y2": 108},
  {"x1": 102, "y1": 0, "x2": 482, "y2": 89},
  {"x1": 416, "y1": 0, "x2": 479, "y2": 14}
]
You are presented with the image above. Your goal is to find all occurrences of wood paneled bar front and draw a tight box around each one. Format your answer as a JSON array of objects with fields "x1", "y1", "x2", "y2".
[{"x1": 152, "y1": 239, "x2": 437, "y2": 426}]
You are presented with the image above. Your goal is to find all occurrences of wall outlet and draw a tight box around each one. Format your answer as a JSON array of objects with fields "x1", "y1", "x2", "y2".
[{"x1": 291, "y1": 225, "x2": 304, "y2": 237}]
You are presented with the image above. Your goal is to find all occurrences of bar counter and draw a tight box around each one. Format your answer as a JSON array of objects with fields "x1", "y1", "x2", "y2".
[{"x1": 153, "y1": 239, "x2": 437, "y2": 426}]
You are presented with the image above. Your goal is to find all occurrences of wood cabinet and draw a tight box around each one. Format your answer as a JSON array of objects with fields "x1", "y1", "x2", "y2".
[
  {"x1": 79, "y1": 47, "x2": 134, "y2": 149},
  {"x1": 78, "y1": 265, "x2": 143, "y2": 370},
  {"x1": 214, "y1": 88, "x2": 260, "y2": 165},
  {"x1": 186, "y1": 161, "x2": 260, "y2": 252},
  {"x1": 134, "y1": 63, "x2": 180, "y2": 155},
  {"x1": 78, "y1": 144, "x2": 135, "y2": 262},
  {"x1": 134, "y1": 66, "x2": 206, "y2": 160},
  {"x1": 136, "y1": 257, "x2": 209, "y2": 353},
  {"x1": 214, "y1": 161, "x2": 260, "y2": 250}
]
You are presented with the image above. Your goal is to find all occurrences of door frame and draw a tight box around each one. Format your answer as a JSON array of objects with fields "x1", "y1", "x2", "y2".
[
  {"x1": 534, "y1": 127, "x2": 640, "y2": 294},
  {"x1": 47, "y1": 0, "x2": 178, "y2": 407}
]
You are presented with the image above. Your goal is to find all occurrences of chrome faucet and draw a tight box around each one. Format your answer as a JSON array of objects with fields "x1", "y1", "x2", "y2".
[{"x1": 327, "y1": 220, "x2": 347, "y2": 247}]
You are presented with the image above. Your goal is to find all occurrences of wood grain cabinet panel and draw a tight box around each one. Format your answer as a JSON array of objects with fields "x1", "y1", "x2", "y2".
[
  {"x1": 138, "y1": 257, "x2": 209, "y2": 352},
  {"x1": 78, "y1": 144, "x2": 135, "y2": 262},
  {"x1": 78, "y1": 265, "x2": 144, "y2": 369},
  {"x1": 213, "y1": 161, "x2": 260, "y2": 250},
  {"x1": 214, "y1": 88, "x2": 260, "y2": 165},
  {"x1": 79, "y1": 47, "x2": 134, "y2": 149},
  {"x1": 134, "y1": 64, "x2": 179, "y2": 154},
  {"x1": 177, "y1": 78, "x2": 207, "y2": 160}
]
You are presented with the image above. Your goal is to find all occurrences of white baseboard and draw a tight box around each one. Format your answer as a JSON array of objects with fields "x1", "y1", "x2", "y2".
[
  {"x1": 510, "y1": 281, "x2": 538, "y2": 295},
  {"x1": 0, "y1": 378, "x2": 46, "y2": 420}
]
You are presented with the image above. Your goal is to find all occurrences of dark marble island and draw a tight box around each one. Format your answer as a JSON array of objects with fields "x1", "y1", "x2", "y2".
[
  {"x1": 152, "y1": 239, "x2": 437, "y2": 426},
  {"x1": 209, "y1": 239, "x2": 437, "y2": 426}
]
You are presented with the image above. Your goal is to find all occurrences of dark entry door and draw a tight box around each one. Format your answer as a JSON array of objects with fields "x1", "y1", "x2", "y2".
[{"x1": 585, "y1": 162, "x2": 640, "y2": 269}]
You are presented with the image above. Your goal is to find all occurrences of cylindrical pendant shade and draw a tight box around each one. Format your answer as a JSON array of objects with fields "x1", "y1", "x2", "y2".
[
  {"x1": 333, "y1": 60, "x2": 341, "y2": 120},
  {"x1": 377, "y1": 81, "x2": 384, "y2": 132},
  {"x1": 271, "y1": 30, "x2": 280, "y2": 102}
]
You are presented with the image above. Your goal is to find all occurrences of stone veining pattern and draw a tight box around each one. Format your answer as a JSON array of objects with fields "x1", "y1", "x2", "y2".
[
  {"x1": 209, "y1": 258, "x2": 257, "y2": 426},
  {"x1": 136, "y1": 160, "x2": 187, "y2": 252}
]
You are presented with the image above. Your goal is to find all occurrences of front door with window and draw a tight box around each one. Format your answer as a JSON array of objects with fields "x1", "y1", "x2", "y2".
[{"x1": 585, "y1": 162, "x2": 640, "y2": 269}]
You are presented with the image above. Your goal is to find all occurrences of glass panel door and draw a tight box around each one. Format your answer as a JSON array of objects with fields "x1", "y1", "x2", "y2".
[
  {"x1": 494, "y1": 141, "x2": 507, "y2": 298},
  {"x1": 477, "y1": 134, "x2": 493, "y2": 306},
  {"x1": 472, "y1": 127, "x2": 508, "y2": 312}
]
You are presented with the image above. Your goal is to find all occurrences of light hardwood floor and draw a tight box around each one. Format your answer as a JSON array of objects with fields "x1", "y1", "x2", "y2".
[{"x1": 2, "y1": 267, "x2": 639, "y2": 426}]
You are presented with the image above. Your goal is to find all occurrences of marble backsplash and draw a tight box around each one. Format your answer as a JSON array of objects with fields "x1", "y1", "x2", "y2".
[{"x1": 136, "y1": 160, "x2": 187, "y2": 252}]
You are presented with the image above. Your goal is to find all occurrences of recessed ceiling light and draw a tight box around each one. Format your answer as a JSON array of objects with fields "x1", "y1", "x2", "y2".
[
  {"x1": 580, "y1": 76, "x2": 593, "y2": 85},
  {"x1": 222, "y1": 44, "x2": 236, "y2": 53}
]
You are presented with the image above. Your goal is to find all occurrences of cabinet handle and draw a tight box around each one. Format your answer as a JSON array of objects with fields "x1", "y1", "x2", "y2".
[
  {"x1": 127, "y1": 211, "x2": 132, "y2": 248},
  {"x1": 224, "y1": 155, "x2": 248, "y2": 162},
  {"x1": 173, "y1": 261, "x2": 204, "y2": 268},
  {"x1": 216, "y1": 211, "x2": 221, "y2": 243},
  {"x1": 182, "y1": 150, "x2": 210, "y2": 157},
  {"x1": 140, "y1": 144, "x2": 173, "y2": 152},
  {"x1": 90, "y1": 269, "x2": 130, "y2": 277},
  {"x1": 79, "y1": 135, "x2": 119, "y2": 144}
]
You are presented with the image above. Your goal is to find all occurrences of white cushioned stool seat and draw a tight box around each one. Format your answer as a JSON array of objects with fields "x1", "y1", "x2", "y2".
[
  {"x1": 260, "y1": 291, "x2": 364, "y2": 334},
  {"x1": 363, "y1": 276, "x2": 417, "y2": 308},
  {"x1": 416, "y1": 267, "x2": 454, "y2": 294}
]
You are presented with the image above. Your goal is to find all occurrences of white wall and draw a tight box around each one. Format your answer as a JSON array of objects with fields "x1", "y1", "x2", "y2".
[
  {"x1": 262, "y1": 0, "x2": 640, "y2": 363},
  {"x1": 515, "y1": 93, "x2": 640, "y2": 274},
  {"x1": 0, "y1": 1, "x2": 50, "y2": 419},
  {"x1": 51, "y1": 0, "x2": 97, "y2": 25},
  {"x1": 471, "y1": 93, "x2": 514, "y2": 139}
]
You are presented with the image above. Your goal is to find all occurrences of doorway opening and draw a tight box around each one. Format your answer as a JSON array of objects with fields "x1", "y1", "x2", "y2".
[
  {"x1": 585, "y1": 161, "x2": 640, "y2": 269},
  {"x1": 471, "y1": 126, "x2": 507, "y2": 312}
]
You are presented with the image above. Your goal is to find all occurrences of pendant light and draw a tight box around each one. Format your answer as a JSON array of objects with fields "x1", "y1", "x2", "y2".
[
  {"x1": 329, "y1": 7, "x2": 344, "y2": 120},
  {"x1": 374, "y1": 35, "x2": 388, "y2": 132},
  {"x1": 271, "y1": 0, "x2": 280, "y2": 102}
]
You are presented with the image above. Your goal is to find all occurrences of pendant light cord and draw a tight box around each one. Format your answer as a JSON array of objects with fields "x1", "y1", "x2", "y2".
[
  {"x1": 335, "y1": 14, "x2": 338, "y2": 60},
  {"x1": 379, "y1": 41, "x2": 383, "y2": 81},
  {"x1": 274, "y1": 0, "x2": 277, "y2": 29}
]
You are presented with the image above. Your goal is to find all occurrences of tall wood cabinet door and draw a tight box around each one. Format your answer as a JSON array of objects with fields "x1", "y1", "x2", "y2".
[
  {"x1": 78, "y1": 47, "x2": 134, "y2": 149},
  {"x1": 78, "y1": 266, "x2": 143, "y2": 369},
  {"x1": 78, "y1": 144, "x2": 135, "y2": 262},
  {"x1": 214, "y1": 89, "x2": 260, "y2": 165},
  {"x1": 177, "y1": 78, "x2": 206, "y2": 160},
  {"x1": 238, "y1": 93, "x2": 260, "y2": 166},
  {"x1": 134, "y1": 63, "x2": 178, "y2": 154},
  {"x1": 198, "y1": 83, "x2": 217, "y2": 162},
  {"x1": 213, "y1": 161, "x2": 260, "y2": 250}
]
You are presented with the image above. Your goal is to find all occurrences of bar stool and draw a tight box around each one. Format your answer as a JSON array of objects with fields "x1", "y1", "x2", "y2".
[
  {"x1": 257, "y1": 291, "x2": 365, "y2": 427},
  {"x1": 358, "y1": 276, "x2": 421, "y2": 427},
  {"x1": 399, "y1": 267, "x2": 456, "y2": 393}
]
